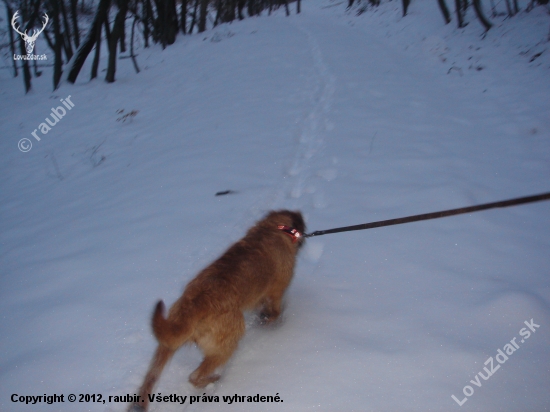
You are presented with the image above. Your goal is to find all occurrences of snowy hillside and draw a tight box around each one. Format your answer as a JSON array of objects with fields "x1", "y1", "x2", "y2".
[{"x1": 1, "y1": 1, "x2": 549, "y2": 411}]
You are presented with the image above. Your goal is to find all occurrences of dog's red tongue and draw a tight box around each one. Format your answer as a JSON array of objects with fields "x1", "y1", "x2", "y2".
[{"x1": 277, "y1": 225, "x2": 302, "y2": 243}]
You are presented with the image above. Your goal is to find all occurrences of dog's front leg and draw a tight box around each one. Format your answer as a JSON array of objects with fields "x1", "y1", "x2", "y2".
[
  {"x1": 259, "y1": 297, "x2": 282, "y2": 323},
  {"x1": 260, "y1": 278, "x2": 294, "y2": 324}
]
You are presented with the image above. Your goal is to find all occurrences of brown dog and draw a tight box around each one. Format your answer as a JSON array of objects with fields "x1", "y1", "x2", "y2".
[{"x1": 128, "y1": 210, "x2": 305, "y2": 411}]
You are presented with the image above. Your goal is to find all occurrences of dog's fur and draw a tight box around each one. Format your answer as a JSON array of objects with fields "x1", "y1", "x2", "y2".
[{"x1": 129, "y1": 210, "x2": 305, "y2": 412}]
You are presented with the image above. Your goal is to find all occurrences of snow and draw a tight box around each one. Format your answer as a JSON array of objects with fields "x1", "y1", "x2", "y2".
[{"x1": 1, "y1": 1, "x2": 549, "y2": 411}]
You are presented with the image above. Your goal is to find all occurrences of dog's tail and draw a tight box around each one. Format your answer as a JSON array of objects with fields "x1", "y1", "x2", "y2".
[{"x1": 152, "y1": 300, "x2": 193, "y2": 350}]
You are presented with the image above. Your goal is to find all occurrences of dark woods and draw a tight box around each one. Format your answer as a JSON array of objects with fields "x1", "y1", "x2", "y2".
[
  {"x1": 347, "y1": 0, "x2": 546, "y2": 28},
  {"x1": 3, "y1": 0, "x2": 301, "y2": 93},
  {"x1": 3, "y1": 0, "x2": 547, "y2": 94}
]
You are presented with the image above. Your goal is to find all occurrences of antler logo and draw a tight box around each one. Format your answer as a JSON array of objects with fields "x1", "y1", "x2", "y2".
[{"x1": 11, "y1": 11, "x2": 49, "y2": 55}]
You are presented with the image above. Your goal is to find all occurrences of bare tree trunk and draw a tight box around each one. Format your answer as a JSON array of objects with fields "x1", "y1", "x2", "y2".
[
  {"x1": 198, "y1": 0, "x2": 208, "y2": 32},
  {"x1": 248, "y1": 0, "x2": 256, "y2": 16},
  {"x1": 106, "y1": 0, "x2": 129, "y2": 83},
  {"x1": 189, "y1": 0, "x2": 199, "y2": 33},
  {"x1": 66, "y1": 0, "x2": 111, "y2": 83},
  {"x1": 221, "y1": 0, "x2": 236, "y2": 22},
  {"x1": 130, "y1": 16, "x2": 140, "y2": 73},
  {"x1": 120, "y1": 21, "x2": 127, "y2": 52},
  {"x1": 49, "y1": 0, "x2": 63, "y2": 89},
  {"x1": 70, "y1": 0, "x2": 80, "y2": 47},
  {"x1": 61, "y1": 33, "x2": 73, "y2": 61},
  {"x1": 3, "y1": 1, "x2": 18, "y2": 77},
  {"x1": 166, "y1": 0, "x2": 178, "y2": 44},
  {"x1": 503, "y1": 0, "x2": 513, "y2": 15},
  {"x1": 237, "y1": 0, "x2": 245, "y2": 19},
  {"x1": 473, "y1": 0, "x2": 492, "y2": 30},
  {"x1": 402, "y1": 0, "x2": 410, "y2": 16},
  {"x1": 214, "y1": 0, "x2": 222, "y2": 25},
  {"x1": 144, "y1": 0, "x2": 153, "y2": 45},
  {"x1": 455, "y1": 0, "x2": 466, "y2": 28},
  {"x1": 104, "y1": 11, "x2": 111, "y2": 40},
  {"x1": 438, "y1": 0, "x2": 452, "y2": 23},
  {"x1": 90, "y1": 7, "x2": 104, "y2": 79},
  {"x1": 60, "y1": 0, "x2": 74, "y2": 60},
  {"x1": 152, "y1": 0, "x2": 164, "y2": 46},
  {"x1": 181, "y1": 0, "x2": 188, "y2": 33},
  {"x1": 32, "y1": 56, "x2": 42, "y2": 77},
  {"x1": 19, "y1": 37, "x2": 32, "y2": 92},
  {"x1": 230, "y1": 0, "x2": 237, "y2": 20}
]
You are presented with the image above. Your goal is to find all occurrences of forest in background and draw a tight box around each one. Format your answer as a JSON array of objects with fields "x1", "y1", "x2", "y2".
[{"x1": 0, "y1": 0, "x2": 548, "y2": 93}]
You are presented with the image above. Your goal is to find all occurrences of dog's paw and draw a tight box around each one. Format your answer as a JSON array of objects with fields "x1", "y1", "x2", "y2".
[
  {"x1": 259, "y1": 311, "x2": 280, "y2": 325},
  {"x1": 127, "y1": 403, "x2": 146, "y2": 412},
  {"x1": 189, "y1": 373, "x2": 221, "y2": 388},
  {"x1": 207, "y1": 374, "x2": 221, "y2": 386},
  {"x1": 259, "y1": 312, "x2": 271, "y2": 324}
]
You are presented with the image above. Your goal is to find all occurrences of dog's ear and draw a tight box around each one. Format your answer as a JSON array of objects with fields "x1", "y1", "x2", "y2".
[
  {"x1": 265, "y1": 210, "x2": 305, "y2": 234},
  {"x1": 290, "y1": 211, "x2": 306, "y2": 234}
]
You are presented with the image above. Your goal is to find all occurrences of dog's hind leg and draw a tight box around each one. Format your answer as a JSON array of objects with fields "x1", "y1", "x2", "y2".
[
  {"x1": 189, "y1": 312, "x2": 245, "y2": 388},
  {"x1": 128, "y1": 345, "x2": 174, "y2": 412}
]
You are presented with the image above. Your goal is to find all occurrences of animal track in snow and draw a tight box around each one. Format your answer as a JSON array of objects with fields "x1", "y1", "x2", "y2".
[{"x1": 285, "y1": 24, "x2": 336, "y2": 209}]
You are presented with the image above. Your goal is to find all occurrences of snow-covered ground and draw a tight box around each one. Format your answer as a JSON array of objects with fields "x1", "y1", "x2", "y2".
[{"x1": 1, "y1": 1, "x2": 549, "y2": 411}]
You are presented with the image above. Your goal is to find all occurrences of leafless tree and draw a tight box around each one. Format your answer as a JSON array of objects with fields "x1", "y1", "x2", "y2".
[
  {"x1": 105, "y1": 0, "x2": 129, "y2": 82},
  {"x1": 3, "y1": 0, "x2": 19, "y2": 77},
  {"x1": 402, "y1": 0, "x2": 410, "y2": 16},
  {"x1": 66, "y1": 0, "x2": 111, "y2": 83},
  {"x1": 437, "y1": 0, "x2": 452, "y2": 24},
  {"x1": 472, "y1": 0, "x2": 492, "y2": 31}
]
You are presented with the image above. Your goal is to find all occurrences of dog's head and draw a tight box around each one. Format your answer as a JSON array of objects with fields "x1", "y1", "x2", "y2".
[{"x1": 262, "y1": 210, "x2": 306, "y2": 245}]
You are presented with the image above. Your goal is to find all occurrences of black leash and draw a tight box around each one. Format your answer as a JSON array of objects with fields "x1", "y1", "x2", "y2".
[{"x1": 303, "y1": 191, "x2": 550, "y2": 238}]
